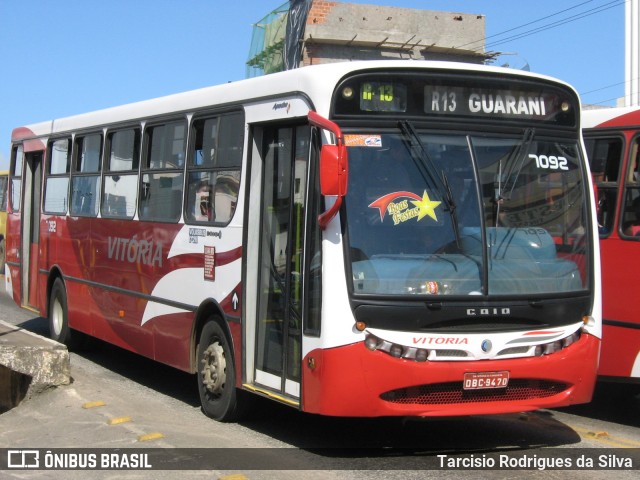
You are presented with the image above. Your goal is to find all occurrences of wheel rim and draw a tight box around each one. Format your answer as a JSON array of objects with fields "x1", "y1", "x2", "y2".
[
  {"x1": 201, "y1": 340, "x2": 226, "y2": 398},
  {"x1": 51, "y1": 297, "x2": 64, "y2": 337}
]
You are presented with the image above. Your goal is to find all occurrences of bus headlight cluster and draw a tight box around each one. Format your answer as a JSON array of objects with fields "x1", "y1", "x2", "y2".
[
  {"x1": 534, "y1": 330, "x2": 581, "y2": 356},
  {"x1": 364, "y1": 334, "x2": 429, "y2": 362}
]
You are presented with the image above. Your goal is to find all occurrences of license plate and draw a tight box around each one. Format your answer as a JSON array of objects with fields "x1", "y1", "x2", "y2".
[{"x1": 463, "y1": 371, "x2": 509, "y2": 390}]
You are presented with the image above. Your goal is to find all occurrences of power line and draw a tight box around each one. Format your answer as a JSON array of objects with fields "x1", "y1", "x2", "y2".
[
  {"x1": 588, "y1": 95, "x2": 626, "y2": 105},
  {"x1": 454, "y1": 0, "x2": 630, "y2": 105},
  {"x1": 455, "y1": 0, "x2": 626, "y2": 53},
  {"x1": 455, "y1": 0, "x2": 598, "y2": 50},
  {"x1": 581, "y1": 79, "x2": 630, "y2": 96},
  {"x1": 581, "y1": 75, "x2": 640, "y2": 105},
  {"x1": 484, "y1": 0, "x2": 626, "y2": 50}
]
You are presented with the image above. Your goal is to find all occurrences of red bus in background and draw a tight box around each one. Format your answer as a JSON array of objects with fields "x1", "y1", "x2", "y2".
[
  {"x1": 5, "y1": 61, "x2": 601, "y2": 421},
  {"x1": 0, "y1": 170, "x2": 7, "y2": 273},
  {"x1": 583, "y1": 106, "x2": 640, "y2": 383}
]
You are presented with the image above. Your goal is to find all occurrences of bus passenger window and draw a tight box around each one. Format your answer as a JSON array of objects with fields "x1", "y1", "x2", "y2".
[
  {"x1": 139, "y1": 121, "x2": 185, "y2": 222},
  {"x1": 186, "y1": 112, "x2": 243, "y2": 225},
  {"x1": 627, "y1": 138, "x2": 640, "y2": 183},
  {"x1": 71, "y1": 134, "x2": 102, "y2": 217},
  {"x1": 195, "y1": 119, "x2": 218, "y2": 167},
  {"x1": 586, "y1": 137, "x2": 621, "y2": 182},
  {"x1": 597, "y1": 189, "x2": 618, "y2": 235},
  {"x1": 622, "y1": 190, "x2": 640, "y2": 237},
  {"x1": 44, "y1": 138, "x2": 71, "y2": 214},
  {"x1": 10, "y1": 145, "x2": 23, "y2": 212},
  {"x1": 188, "y1": 176, "x2": 213, "y2": 222},
  {"x1": 186, "y1": 171, "x2": 240, "y2": 224},
  {"x1": 102, "y1": 129, "x2": 140, "y2": 219},
  {"x1": 584, "y1": 136, "x2": 623, "y2": 236},
  {"x1": 147, "y1": 122, "x2": 186, "y2": 169},
  {"x1": 622, "y1": 139, "x2": 640, "y2": 238}
]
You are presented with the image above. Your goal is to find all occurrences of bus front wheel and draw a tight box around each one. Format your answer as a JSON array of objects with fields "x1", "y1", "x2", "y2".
[{"x1": 197, "y1": 319, "x2": 243, "y2": 422}]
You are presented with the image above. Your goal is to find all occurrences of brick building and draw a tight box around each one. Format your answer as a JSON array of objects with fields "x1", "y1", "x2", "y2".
[{"x1": 247, "y1": 1, "x2": 492, "y2": 77}]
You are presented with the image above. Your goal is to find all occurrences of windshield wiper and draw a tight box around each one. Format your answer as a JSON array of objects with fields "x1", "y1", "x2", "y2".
[
  {"x1": 398, "y1": 120, "x2": 461, "y2": 249},
  {"x1": 494, "y1": 128, "x2": 535, "y2": 229},
  {"x1": 497, "y1": 128, "x2": 536, "y2": 202}
]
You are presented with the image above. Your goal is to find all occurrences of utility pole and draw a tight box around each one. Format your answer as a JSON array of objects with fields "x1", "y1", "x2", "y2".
[{"x1": 626, "y1": 0, "x2": 640, "y2": 106}]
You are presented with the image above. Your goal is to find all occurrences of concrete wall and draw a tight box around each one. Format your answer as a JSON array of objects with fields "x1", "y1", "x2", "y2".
[
  {"x1": 0, "y1": 320, "x2": 70, "y2": 412},
  {"x1": 303, "y1": 1, "x2": 487, "y2": 65}
]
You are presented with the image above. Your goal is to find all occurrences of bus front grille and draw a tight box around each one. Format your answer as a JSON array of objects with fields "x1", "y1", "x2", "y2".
[{"x1": 380, "y1": 379, "x2": 568, "y2": 405}]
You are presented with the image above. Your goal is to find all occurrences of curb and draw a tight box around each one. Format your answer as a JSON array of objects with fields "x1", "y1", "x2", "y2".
[{"x1": 0, "y1": 319, "x2": 70, "y2": 412}]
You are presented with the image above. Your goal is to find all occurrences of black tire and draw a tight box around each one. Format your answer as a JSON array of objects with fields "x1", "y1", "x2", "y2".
[
  {"x1": 48, "y1": 277, "x2": 87, "y2": 349},
  {"x1": 49, "y1": 278, "x2": 71, "y2": 344},
  {"x1": 197, "y1": 319, "x2": 246, "y2": 422}
]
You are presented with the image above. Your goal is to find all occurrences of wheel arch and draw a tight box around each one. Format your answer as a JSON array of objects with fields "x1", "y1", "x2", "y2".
[{"x1": 190, "y1": 299, "x2": 237, "y2": 374}]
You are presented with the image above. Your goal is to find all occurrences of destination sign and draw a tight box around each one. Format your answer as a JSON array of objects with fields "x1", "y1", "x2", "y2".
[
  {"x1": 424, "y1": 86, "x2": 562, "y2": 120},
  {"x1": 359, "y1": 82, "x2": 407, "y2": 112}
]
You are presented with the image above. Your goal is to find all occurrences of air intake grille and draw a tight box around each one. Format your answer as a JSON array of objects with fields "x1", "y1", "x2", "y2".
[{"x1": 380, "y1": 379, "x2": 568, "y2": 405}]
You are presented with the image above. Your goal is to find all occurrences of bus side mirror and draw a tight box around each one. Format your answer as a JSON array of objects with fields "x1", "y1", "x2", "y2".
[
  {"x1": 308, "y1": 111, "x2": 349, "y2": 229},
  {"x1": 320, "y1": 143, "x2": 348, "y2": 197}
]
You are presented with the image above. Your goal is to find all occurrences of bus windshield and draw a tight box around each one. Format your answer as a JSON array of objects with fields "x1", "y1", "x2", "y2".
[{"x1": 345, "y1": 131, "x2": 589, "y2": 297}]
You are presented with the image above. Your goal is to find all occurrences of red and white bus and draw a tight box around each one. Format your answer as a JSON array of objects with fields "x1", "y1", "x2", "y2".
[
  {"x1": 583, "y1": 106, "x2": 640, "y2": 383},
  {"x1": 6, "y1": 60, "x2": 600, "y2": 420}
]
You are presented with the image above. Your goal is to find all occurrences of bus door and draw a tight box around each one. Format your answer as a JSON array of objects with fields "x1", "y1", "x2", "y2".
[
  {"x1": 20, "y1": 150, "x2": 43, "y2": 309},
  {"x1": 0, "y1": 170, "x2": 8, "y2": 273},
  {"x1": 246, "y1": 123, "x2": 312, "y2": 403}
]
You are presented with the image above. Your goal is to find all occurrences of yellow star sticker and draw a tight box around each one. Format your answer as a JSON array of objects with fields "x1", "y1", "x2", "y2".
[{"x1": 411, "y1": 190, "x2": 442, "y2": 221}]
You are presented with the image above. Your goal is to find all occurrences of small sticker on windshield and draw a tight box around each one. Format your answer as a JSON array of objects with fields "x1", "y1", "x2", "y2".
[{"x1": 344, "y1": 134, "x2": 382, "y2": 147}]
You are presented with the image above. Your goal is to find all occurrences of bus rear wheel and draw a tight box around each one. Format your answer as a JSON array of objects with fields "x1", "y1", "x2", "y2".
[
  {"x1": 197, "y1": 319, "x2": 243, "y2": 422},
  {"x1": 49, "y1": 278, "x2": 86, "y2": 349},
  {"x1": 49, "y1": 278, "x2": 71, "y2": 345},
  {"x1": 0, "y1": 238, "x2": 5, "y2": 274}
]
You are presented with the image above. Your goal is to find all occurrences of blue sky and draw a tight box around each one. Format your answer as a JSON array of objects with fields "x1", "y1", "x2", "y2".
[{"x1": 0, "y1": 0, "x2": 626, "y2": 170}]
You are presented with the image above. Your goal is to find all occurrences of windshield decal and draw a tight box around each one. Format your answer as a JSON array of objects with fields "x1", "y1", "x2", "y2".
[
  {"x1": 369, "y1": 190, "x2": 442, "y2": 225},
  {"x1": 344, "y1": 134, "x2": 382, "y2": 147}
]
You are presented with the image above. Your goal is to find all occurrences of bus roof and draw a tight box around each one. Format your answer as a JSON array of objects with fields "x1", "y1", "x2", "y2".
[
  {"x1": 11, "y1": 60, "x2": 578, "y2": 143},
  {"x1": 581, "y1": 106, "x2": 640, "y2": 130}
]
